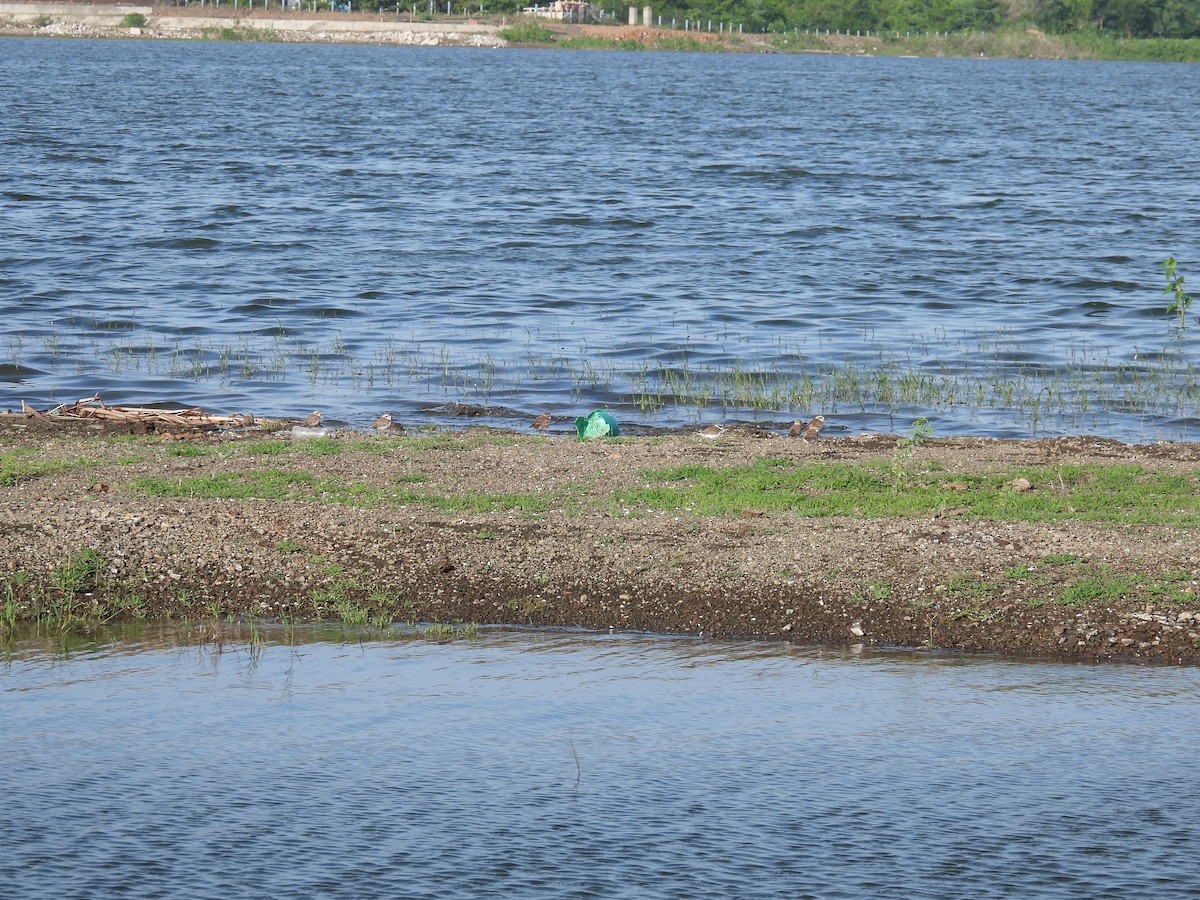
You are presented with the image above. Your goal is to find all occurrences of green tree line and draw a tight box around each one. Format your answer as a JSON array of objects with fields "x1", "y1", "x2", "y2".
[{"x1": 543, "y1": 0, "x2": 1200, "y2": 37}]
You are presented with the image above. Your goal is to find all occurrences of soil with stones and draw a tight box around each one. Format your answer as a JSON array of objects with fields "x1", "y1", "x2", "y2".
[{"x1": 3, "y1": 414, "x2": 1200, "y2": 665}]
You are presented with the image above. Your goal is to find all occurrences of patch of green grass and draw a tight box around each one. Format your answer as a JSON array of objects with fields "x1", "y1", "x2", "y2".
[
  {"x1": 855, "y1": 579, "x2": 893, "y2": 602},
  {"x1": 0, "y1": 452, "x2": 90, "y2": 487},
  {"x1": 1040, "y1": 553, "x2": 1087, "y2": 566},
  {"x1": 1058, "y1": 576, "x2": 1136, "y2": 607},
  {"x1": 332, "y1": 596, "x2": 370, "y2": 625},
  {"x1": 166, "y1": 444, "x2": 212, "y2": 458},
  {"x1": 51, "y1": 549, "x2": 107, "y2": 596},
  {"x1": 297, "y1": 438, "x2": 343, "y2": 457},
  {"x1": 132, "y1": 465, "x2": 563, "y2": 513},
  {"x1": 237, "y1": 439, "x2": 293, "y2": 456},
  {"x1": 130, "y1": 469, "x2": 387, "y2": 506},
  {"x1": 1010, "y1": 566, "x2": 1195, "y2": 608},
  {"x1": 617, "y1": 460, "x2": 1200, "y2": 524},
  {"x1": 559, "y1": 35, "x2": 648, "y2": 50},
  {"x1": 275, "y1": 539, "x2": 306, "y2": 554},
  {"x1": 498, "y1": 21, "x2": 554, "y2": 43},
  {"x1": 362, "y1": 437, "x2": 405, "y2": 456},
  {"x1": 946, "y1": 574, "x2": 998, "y2": 600},
  {"x1": 391, "y1": 487, "x2": 558, "y2": 514},
  {"x1": 201, "y1": 24, "x2": 277, "y2": 42}
]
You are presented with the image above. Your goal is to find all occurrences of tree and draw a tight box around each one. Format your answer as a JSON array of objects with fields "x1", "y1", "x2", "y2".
[
  {"x1": 1095, "y1": 0, "x2": 1155, "y2": 34},
  {"x1": 1034, "y1": 0, "x2": 1092, "y2": 32}
]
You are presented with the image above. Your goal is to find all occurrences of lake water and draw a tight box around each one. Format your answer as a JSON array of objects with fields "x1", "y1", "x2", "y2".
[
  {"x1": 4, "y1": 623, "x2": 1200, "y2": 898},
  {"x1": 2, "y1": 39, "x2": 1199, "y2": 441}
]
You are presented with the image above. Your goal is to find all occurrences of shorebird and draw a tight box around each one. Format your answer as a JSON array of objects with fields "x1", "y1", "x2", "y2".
[
  {"x1": 531, "y1": 412, "x2": 551, "y2": 431},
  {"x1": 370, "y1": 413, "x2": 404, "y2": 434},
  {"x1": 795, "y1": 415, "x2": 825, "y2": 442},
  {"x1": 300, "y1": 410, "x2": 322, "y2": 427},
  {"x1": 696, "y1": 424, "x2": 725, "y2": 440}
]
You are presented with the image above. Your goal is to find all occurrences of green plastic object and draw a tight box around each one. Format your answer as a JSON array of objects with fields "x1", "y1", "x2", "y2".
[{"x1": 574, "y1": 409, "x2": 619, "y2": 438}]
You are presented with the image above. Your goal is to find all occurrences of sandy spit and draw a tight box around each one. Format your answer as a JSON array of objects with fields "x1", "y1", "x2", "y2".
[{"x1": 3, "y1": 415, "x2": 1200, "y2": 664}]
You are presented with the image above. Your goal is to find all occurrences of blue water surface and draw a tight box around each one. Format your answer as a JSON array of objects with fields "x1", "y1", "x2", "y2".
[
  {"x1": 2, "y1": 39, "x2": 1199, "y2": 439},
  {"x1": 3, "y1": 624, "x2": 1200, "y2": 898}
]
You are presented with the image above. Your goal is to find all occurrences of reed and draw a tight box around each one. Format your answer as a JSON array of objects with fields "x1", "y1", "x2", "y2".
[{"x1": 9, "y1": 325, "x2": 1200, "y2": 434}]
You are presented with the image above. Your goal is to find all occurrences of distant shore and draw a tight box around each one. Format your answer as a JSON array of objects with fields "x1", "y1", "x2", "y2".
[{"x1": 2, "y1": 1, "x2": 1197, "y2": 60}]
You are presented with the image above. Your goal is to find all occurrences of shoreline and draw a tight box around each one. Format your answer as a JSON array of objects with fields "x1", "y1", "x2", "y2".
[
  {"x1": 2, "y1": 2, "x2": 1196, "y2": 59},
  {"x1": 0, "y1": 1, "x2": 510, "y2": 45},
  {"x1": 3, "y1": 415, "x2": 1199, "y2": 665}
]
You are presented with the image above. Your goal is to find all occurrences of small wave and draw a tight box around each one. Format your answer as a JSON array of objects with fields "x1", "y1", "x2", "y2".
[
  {"x1": 143, "y1": 237, "x2": 220, "y2": 250},
  {"x1": 0, "y1": 363, "x2": 45, "y2": 381},
  {"x1": 231, "y1": 297, "x2": 299, "y2": 314}
]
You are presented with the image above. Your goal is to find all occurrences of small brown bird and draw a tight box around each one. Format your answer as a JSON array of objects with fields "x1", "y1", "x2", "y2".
[
  {"x1": 370, "y1": 413, "x2": 404, "y2": 434},
  {"x1": 696, "y1": 424, "x2": 725, "y2": 440},
  {"x1": 799, "y1": 415, "x2": 825, "y2": 442},
  {"x1": 300, "y1": 410, "x2": 322, "y2": 427},
  {"x1": 531, "y1": 412, "x2": 552, "y2": 431}
]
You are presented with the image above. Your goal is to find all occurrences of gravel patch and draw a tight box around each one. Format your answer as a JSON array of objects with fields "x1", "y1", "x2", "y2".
[{"x1": 3, "y1": 416, "x2": 1199, "y2": 664}]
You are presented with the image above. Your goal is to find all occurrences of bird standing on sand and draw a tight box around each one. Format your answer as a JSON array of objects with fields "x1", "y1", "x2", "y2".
[
  {"x1": 300, "y1": 410, "x2": 322, "y2": 427},
  {"x1": 791, "y1": 415, "x2": 825, "y2": 442},
  {"x1": 532, "y1": 413, "x2": 552, "y2": 431},
  {"x1": 370, "y1": 413, "x2": 404, "y2": 434},
  {"x1": 696, "y1": 424, "x2": 725, "y2": 440}
]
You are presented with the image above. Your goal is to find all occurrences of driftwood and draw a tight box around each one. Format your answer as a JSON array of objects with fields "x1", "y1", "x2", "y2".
[{"x1": 22, "y1": 394, "x2": 258, "y2": 430}]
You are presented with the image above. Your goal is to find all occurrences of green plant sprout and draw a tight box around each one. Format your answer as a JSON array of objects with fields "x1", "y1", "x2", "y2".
[{"x1": 1160, "y1": 257, "x2": 1194, "y2": 328}]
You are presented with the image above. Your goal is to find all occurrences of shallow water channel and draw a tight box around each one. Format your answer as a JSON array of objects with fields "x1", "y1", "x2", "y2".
[{"x1": 3, "y1": 622, "x2": 1199, "y2": 897}]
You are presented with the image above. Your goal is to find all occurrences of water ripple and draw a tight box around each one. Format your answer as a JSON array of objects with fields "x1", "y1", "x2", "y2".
[
  {"x1": 3, "y1": 628, "x2": 1200, "y2": 896},
  {"x1": 1, "y1": 43, "x2": 1199, "y2": 440}
]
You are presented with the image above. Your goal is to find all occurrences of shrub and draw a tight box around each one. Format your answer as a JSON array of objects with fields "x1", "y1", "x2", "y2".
[{"x1": 498, "y1": 20, "x2": 554, "y2": 43}]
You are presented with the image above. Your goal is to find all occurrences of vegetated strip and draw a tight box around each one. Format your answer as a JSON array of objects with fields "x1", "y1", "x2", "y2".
[
  {"x1": 131, "y1": 469, "x2": 561, "y2": 512},
  {"x1": 618, "y1": 460, "x2": 1200, "y2": 525}
]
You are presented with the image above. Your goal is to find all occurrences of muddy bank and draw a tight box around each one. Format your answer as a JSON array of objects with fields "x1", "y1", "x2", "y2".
[{"x1": 2, "y1": 415, "x2": 1199, "y2": 664}]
